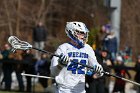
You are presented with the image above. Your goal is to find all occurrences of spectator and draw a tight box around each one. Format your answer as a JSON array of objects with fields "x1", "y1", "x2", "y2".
[
  {"x1": 103, "y1": 31, "x2": 117, "y2": 62},
  {"x1": 22, "y1": 50, "x2": 36, "y2": 92},
  {"x1": 85, "y1": 48, "x2": 112, "y2": 93},
  {"x1": 1, "y1": 44, "x2": 14, "y2": 91},
  {"x1": 86, "y1": 48, "x2": 106, "y2": 93},
  {"x1": 0, "y1": 50, "x2": 3, "y2": 85},
  {"x1": 13, "y1": 50, "x2": 24, "y2": 92},
  {"x1": 33, "y1": 21, "x2": 47, "y2": 60},
  {"x1": 113, "y1": 56, "x2": 131, "y2": 93},
  {"x1": 123, "y1": 45, "x2": 132, "y2": 62},
  {"x1": 124, "y1": 46, "x2": 132, "y2": 56},
  {"x1": 100, "y1": 49, "x2": 112, "y2": 93},
  {"x1": 35, "y1": 53, "x2": 51, "y2": 90},
  {"x1": 134, "y1": 55, "x2": 140, "y2": 93}
]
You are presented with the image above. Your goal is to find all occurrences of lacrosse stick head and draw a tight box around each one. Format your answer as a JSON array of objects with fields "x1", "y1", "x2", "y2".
[{"x1": 8, "y1": 36, "x2": 32, "y2": 51}]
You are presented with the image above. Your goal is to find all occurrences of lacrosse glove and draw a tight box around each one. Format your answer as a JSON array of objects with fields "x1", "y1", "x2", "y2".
[
  {"x1": 93, "y1": 64, "x2": 104, "y2": 77},
  {"x1": 58, "y1": 53, "x2": 69, "y2": 66},
  {"x1": 86, "y1": 70, "x2": 95, "y2": 76}
]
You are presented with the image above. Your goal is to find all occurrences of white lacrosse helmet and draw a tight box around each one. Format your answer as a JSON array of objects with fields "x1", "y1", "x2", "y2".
[{"x1": 65, "y1": 21, "x2": 89, "y2": 48}]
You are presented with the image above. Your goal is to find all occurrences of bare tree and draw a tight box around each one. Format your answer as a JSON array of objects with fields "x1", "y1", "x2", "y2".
[
  {"x1": 4, "y1": 0, "x2": 13, "y2": 35},
  {"x1": 16, "y1": 0, "x2": 21, "y2": 36},
  {"x1": 36, "y1": 0, "x2": 46, "y2": 23}
]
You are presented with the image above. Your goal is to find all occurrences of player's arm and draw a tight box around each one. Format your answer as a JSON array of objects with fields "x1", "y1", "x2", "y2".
[
  {"x1": 50, "y1": 46, "x2": 69, "y2": 77},
  {"x1": 87, "y1": 45, "x2": 104, "y2": 77}
]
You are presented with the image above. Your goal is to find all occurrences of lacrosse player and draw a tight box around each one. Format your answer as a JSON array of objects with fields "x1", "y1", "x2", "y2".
[{"x1": 50, "y1": 21, "x2": 104, "y2": 93}]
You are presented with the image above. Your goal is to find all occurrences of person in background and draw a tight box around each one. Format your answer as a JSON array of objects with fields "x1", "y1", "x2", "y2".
[
  {"x1": 50, "y1": 21, "x2": 104, "y2": 93},
  {"x1": 85, "y1": 48, "x2": 106, "y2": 93},
  {"x1": 100, "y1": 49, "x2": 112, "y2": 93},
  {"x1": 103, "y1": 31, "x2": 117, "y2": 62},
  {"x1": 85, "y1": 48, "x2": 112, "y2": 93},
  {"x1": 134, "y1": 55, "x2": 140, "y2": 93},
  {"x1": 33, "y1": 21, "x2": 47, "y2": 60},
  {"x1": 22, "y1": 50, "x2": 36, "y2": 92},
  {"x1": 1, "y1": 44, "x2": 14, "y2": 91},
  {"x1": 0, "y1": 49, "x2": 3, "y2": 87},
  {"x1": 35, "y1": 53, "x2": 51, "y2": 91},
  {"x1": 113, "y1": 56, "x2": 131, "y2": 93},
  {"x1": 13, "y1": 50, "x2": 24, "y2": 92}
]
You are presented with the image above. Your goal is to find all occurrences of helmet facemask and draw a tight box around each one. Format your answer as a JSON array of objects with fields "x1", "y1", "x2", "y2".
[
  {"x1": 65, "y1": 22, "x2": 89, "y2": 48},
  {"x1": 74, "y1": 30, "x2": 88, "y2": 45}
]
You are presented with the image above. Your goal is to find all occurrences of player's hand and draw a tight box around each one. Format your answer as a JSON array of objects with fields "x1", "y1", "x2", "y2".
[
  {"x1": 93, "y1": 64, "x2": 104, "y2": 77},
  {"x1": 58, "y1": 53, "x2": 69, "y2": 66}
]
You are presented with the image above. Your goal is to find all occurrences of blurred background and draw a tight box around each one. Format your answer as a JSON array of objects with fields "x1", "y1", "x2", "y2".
[{"x1": 0, "y1": 0, "x2": 140, "y2": 93}]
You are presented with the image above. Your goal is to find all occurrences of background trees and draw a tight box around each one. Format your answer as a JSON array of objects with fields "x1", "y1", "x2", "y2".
[{"x1": 0, "y1": 0, "x2": 139, "y2": 60}]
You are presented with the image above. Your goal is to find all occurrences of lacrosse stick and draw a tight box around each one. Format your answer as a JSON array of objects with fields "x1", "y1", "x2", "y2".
[
  {"x1": 21, "y1": 73, "x2": 54, "y2": 79},
  {"x1": 8, "y1": 36, "x2": 59, "y2": 57},
  {"x1": 8, "y1": 36, "x2": 140, "y2": 86},
  {"x1": 8, "y1": 36, "x2": 32, "y2": 52}
]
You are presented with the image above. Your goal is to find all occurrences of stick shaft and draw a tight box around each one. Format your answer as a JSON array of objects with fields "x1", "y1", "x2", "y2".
[
  {"x1": 122, "y1": 78, "x2": 140, "y2": 86},
  {"x1": 104, "y1": 72, "x2": 140, "y2": 86},
  {"x1": 21, "y1": 73, "x2": 54, "y2": 79},
  {"x1": 76, "y1": 62, "x2": 140, "y2": 86},
  {"x1": 32, "y1": 47, "x2": 59, "y2": 57},
  {"x1": 32, "y1": 47, "x2": 140, "y2": 86},
  {"x1": 31, "y1": 47, "x2": 140, "y2": 86}
]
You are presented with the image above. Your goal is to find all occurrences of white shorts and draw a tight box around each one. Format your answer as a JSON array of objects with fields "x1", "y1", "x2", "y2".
[{"x1": 55, "y1": 83, "x2": 86, "y2": 93}]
